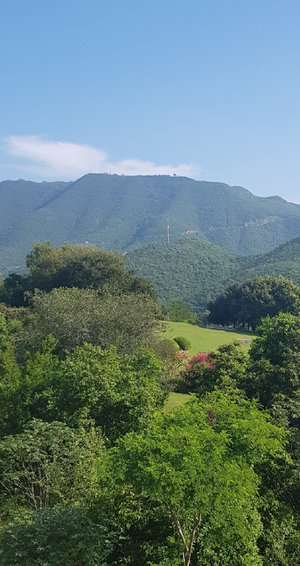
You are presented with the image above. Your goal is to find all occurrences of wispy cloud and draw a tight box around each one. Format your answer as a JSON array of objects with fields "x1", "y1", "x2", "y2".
[{"x1": 4, "y1": 135, "x2": 199, "y2": 179}]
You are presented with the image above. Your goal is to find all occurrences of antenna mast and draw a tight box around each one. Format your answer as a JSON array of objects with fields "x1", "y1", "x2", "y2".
[{"x1": 167, "y1": 218, "x2": 170, "y2": 244}]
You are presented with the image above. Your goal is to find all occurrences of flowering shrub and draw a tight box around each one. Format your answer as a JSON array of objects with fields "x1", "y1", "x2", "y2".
[{"x1": 180, "y1": 351, "x2": 213, "y2": 393}]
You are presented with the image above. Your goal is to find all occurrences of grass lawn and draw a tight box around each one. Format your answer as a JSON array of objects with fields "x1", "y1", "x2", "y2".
[
  {"x1": 162, "y1": 322, "x2": 255, "y2": 414},
  {"x1": 164, "y1": 392, "x2": 191, "y2": 414},
  {"x1": 162, "y1": 321, "x2": 255, "y2": 356}
]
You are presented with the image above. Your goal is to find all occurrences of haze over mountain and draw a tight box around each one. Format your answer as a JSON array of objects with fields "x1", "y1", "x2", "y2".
[{"x1": 2, "y1": 174, "x2": 300, "y2": 275}]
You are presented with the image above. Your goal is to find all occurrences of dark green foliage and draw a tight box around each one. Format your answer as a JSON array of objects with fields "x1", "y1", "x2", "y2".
[
  {"x1": 208, "y1": 276, "x2": 300, "y2": 331},
  {"x1": 26, "y1": 242, "x2": 156, "y2": 298},
  {"x1": 126, "y1": 239, "x2": 239, "y2": 312},
  {"x1": 0, "y1": 314, "x2": 22, "y2": 437},
  {"x1": 168, "y1": 301, "x2": 199, "y2": 324},
  {"x1": 0, "y1": 419, "x2": 102, "y2": 512},
  {"x1": 0, "y1": 507, "x2": 114, "y2": 566},
  {"x1": 2, "y1": 175, "x2": 300, "y2": 275},
  {"x1": 173, "y1": 336, "x2": 191, "y2": 350},
  {"x1": 3, "y1": 339, "x2": 165, "y2": 444},
  {"x1": 247, "y1": 312, "x2": 300, "y2": 408},
  {"x1": 127, "y1": 236, "x2": 300, "y2": 314},
  {"x1": 236, "y1": 235, "x2": 300, "y2": 286},
  {"x1": 48, "y1": 344, "x2": 165, "y2": 442},
  {"x1": 0, "y1": 242, "x2": 157, "y2": 307},
  {"x1": 181, "y1": 343, "x2": 248, "y2": 395},
  {"x1": 16, "y1": 287, "x2": 161, "y2": 358},
  {"x1": 1, "y1": 238, "x2": 300, "y2": 564}
]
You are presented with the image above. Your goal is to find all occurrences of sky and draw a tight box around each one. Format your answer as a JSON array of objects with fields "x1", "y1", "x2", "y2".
[{"x1": 1, "y1": 0, "x2": 300, "y2": 202}]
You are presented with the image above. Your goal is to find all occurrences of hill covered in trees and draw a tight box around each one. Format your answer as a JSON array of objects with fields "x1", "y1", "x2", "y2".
[
  {"x1": 127, "y1": 236, "x2": 300, "y2": 312},
  {"x1": 2, "y1": 174, "x2": 300, "y2": 274},
  {"x1": 126, "y1": 239, "x2": 239, "y2": 311}
]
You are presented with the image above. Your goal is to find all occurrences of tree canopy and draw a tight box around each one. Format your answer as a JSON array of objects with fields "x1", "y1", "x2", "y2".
[{"x1": 208, "y1": 276, "x2": 300, "y2": 331}]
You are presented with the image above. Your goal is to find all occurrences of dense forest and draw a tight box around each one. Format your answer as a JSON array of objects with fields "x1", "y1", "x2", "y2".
[
  {"x1": 127, "y1": 236, "x2": 300, "y2": 312},
  {"x1": 0, "y1": 243, "x2": 300, "y2": 565}
]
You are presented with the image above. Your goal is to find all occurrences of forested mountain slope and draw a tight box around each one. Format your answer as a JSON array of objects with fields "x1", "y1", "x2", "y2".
[
  {"x1": 1, "y1": 174, "x2": 300, "y2": 274},
  {"x1": 236, "y1": 235, "x2": 300, "y2": 284},
  {"x1": 127, "y1": 237, "x2": 300, "y2": 311},
  {"x1": 126, "y1": 239, "x2": 239, "y2": 311}
]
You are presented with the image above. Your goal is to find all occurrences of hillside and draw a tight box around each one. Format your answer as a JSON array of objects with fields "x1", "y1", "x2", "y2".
[
  {"x1": 126, "y1": 239, "x2": 238, "y2": 311},
  {"x1": 1, "y1": 174, "x2": 300, "y2": 274},
  {"x1": 236, "y1": 235, "x2": 300, "y2": 285},
  {"x1": 127, "y1": 236, "x2": 300, "y2": 312}
]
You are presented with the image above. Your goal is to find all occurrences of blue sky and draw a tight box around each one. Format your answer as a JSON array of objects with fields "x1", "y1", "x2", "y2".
[{"x1": 1, "y1": 0, "x2": 300, "y2": 202}]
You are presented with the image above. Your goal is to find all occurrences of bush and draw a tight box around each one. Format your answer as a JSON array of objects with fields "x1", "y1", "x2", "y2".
[
  {"x1": 181, "y1": 351, "x2": 212, "y2": 392},
  {"x1": 173, "y1": 336, "x2": 191, "y2": 350}
]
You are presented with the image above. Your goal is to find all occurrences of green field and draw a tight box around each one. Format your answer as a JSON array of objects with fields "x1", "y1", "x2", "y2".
[
  {"x1": 163, "y1": 321, "x2": 254, "y2": 356},
  {"x1": 164, "y1": 392, "x2": 191, "y2": 414}
]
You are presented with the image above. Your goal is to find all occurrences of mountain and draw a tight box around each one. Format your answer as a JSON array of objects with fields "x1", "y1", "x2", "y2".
[
  {"x1": 1, "y1": 174, "x2": 300, "y2": 275},
  {"x1": 127, "y1": 236, "x2": 300, "y2": 312}
]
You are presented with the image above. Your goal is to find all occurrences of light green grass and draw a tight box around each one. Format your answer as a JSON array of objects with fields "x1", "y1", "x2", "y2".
[
  {"x1": 164, "y1": 392, "x2": 191, "y2": 414},
  {"x1": 162, "y1": 321, "x2": 254, "y2": 356}
]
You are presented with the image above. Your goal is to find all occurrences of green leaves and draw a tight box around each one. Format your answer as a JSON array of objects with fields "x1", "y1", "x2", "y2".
[
  {"x1": 0, "y1": 419, "x2": 103, "y2": 511},
  {"x1": 110, "y1": 390, "x2": 288, "y2": 565}
]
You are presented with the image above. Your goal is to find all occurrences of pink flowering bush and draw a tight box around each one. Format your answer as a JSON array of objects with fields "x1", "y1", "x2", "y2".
[{"x1": 179, "y1": 351, "x2": 214, "y2": 393}]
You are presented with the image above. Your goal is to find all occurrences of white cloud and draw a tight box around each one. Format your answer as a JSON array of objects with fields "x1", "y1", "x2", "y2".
[{"x1": 4, "y1": 135, "x2": 199, "y2": 180}]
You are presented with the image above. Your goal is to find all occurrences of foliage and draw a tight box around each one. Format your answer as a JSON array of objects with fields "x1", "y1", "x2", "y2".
[
  {"x1": 181, "y1": 343, "x2": 249, "y2": 395},
  {"x1": 9, "y1": 341, "x2": 165, "y2": 444},
  {"x1": 127, "y1": 239, "x2": 239, "y2": 313},
  {"x1": 48, "y1": 344, "x2": 165, "y2": 442},
  {"x1": 0, "y1": 506, "x2": 114, "y2": 566},
  {"x1": 111, "y1": 390, "x2": 288, "y2": 566},
  {"x1": 0, "y1": 419, "x2": 103, "y2": 513},
  {"x1": 247, "y1": 312, "x2": 300, "y2": 408},
  {"x1": 26, "y1": 242, "x2": 156, "y2": 298},
  {"x1": 208, "y1": 276, "x2": 300, "y2": 331},
  {"x1": 0, "y1": 314, "x2": 22, "y2": 437},
  {"x1": 1, "y1": 242, "x2": 156, "y2": 307},
  {"x1": 173, "y1": 336, "x2": 192, "y2": 351},
  {"x1": 167, "y1": 301, "x2": 199, "y2": 324},
  {"x1": 128, "y1": 237, "x2": 300, "y2": 314},
  {"x1": 16, "y1": 287, "x2": 161, "y2": 358}
]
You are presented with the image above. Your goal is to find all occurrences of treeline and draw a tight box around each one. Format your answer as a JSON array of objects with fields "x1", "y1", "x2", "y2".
[
  {"x1": 207, "y1": 275, "x2": 300, "y2": 331},
  {"x1": 0, "y1": 244, "x2": 299, "y2": 564}
]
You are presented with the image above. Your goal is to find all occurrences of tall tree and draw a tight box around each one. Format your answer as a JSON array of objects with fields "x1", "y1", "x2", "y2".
[
  {"x1": 111, "y1": 390, "x2": 288, "y2": 566},
  {"x1": 208, "y1": 276, "x2": 300, "y2": 331},
  {"x1": 16, "y1": 287, "x2": 161, "y2": 358}
]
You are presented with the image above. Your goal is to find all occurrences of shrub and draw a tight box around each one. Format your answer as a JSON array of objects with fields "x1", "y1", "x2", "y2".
[
  {"x1": 181, "y1": 351, "x2": 212, "y2": 393},
  {"x1": 173, "y1": 336, "x2": 191, "y2": 350}
]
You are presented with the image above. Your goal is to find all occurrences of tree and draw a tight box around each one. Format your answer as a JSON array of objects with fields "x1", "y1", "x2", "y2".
[
  {"x1": 111, "y1": 390, "x2": 288, "y2": 566},
  {"x1": 47, "y1": 344, "x2": 165, "y2": 442},
  {"x1": 247, "y1": 312, "x2": 300, "y2": 408},
  {"x1": 208, "y1": 276, "x2": 300, "y2": 332},
  {"x1": 0, "y1": 419, "x2": 103, "y2": 513},
  {"x1": 181, "y1": 342, "x2": 249, "y2": 395},
  {"x1": 1, "y1": 242, "x2": 157, "y2": 307},
  {"x1": 25, "y1": 241, "x2": 157, "y2": 298},
  {"x1": 168, "y1": 301, "x2": 199, "y2": 324},
  {"x1": 0, "y1": 506, "x2": 114, "y2": 566},
  {"x1": 16, "y1": 287, "x2": 161, "y2": 358},
  {"x1": 0, "y1": 314, "x2": 21, "y2": 437}
]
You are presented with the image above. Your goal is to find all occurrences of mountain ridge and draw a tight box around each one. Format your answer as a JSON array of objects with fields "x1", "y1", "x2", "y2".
[{"x1": 1, "y1": 174, "x2": 300, "y2": 274}]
